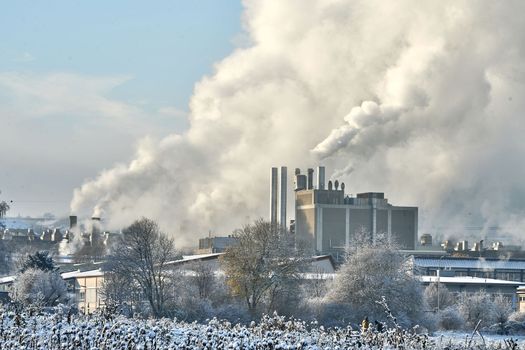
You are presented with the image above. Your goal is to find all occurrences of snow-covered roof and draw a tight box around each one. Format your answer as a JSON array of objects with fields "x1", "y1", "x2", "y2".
[
  {"x1": 413, "y1": 257, "x2": 525, "y2": 270},
  {"x1": 61, "y1": 269, "x2": 104, "y2": 280},
  {"x1": 300, "y1": 272, "x2": 336, "y2": 280},
  {"x1": 165, "y1": 253, "x2": 224, "y2": 265},
  {"x1": 0, "y1": 276, "x2": 15, "y2": 284},
  {"x1": 0, "y1": 268, "x2": 104, "y2": 285},
  {"x1": 420, "y1": 275, "x2": 525, "y2": 286}
]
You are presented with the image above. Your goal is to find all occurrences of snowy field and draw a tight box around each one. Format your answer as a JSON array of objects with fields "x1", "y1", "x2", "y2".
[{"x1": 1, "y1": 312, "x2": 524, "y2": 350}]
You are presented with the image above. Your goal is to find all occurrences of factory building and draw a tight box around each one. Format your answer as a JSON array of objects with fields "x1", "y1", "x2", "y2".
[{"x1": 294, "y1": 166, "x2": 418, "y2": 253}]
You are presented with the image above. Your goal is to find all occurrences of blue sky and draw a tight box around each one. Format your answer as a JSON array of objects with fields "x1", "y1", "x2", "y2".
[
  {"x1": 1, "y1": 0, "x2": 242, "y2": 111},
  {"x1": 0, "y1": 1, "x2": 243, "y2": 217}
]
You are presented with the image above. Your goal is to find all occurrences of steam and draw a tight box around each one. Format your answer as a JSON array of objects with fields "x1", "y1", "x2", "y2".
[{"x1": 71, "y1": 1, "x2": 525, "y2": 246}]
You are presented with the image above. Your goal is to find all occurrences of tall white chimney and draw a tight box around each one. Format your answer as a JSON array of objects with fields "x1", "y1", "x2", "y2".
[
  {"x1": 280, "y1": 166, "x2": 287, "y2": 231},
  {"x1": 270, "y1": 167, "x2": 278, "y2": 226},
  {"x1": 317, "y1": 166, "x2": 325, "y2": 190}
]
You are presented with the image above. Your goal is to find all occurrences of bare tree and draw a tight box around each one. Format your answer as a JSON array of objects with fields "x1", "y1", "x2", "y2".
[
  {"x1": 105, "y1": 218, "x2": 178, "y2": 318},
  {"x1": 189, "y1": 261, "x2": 215, "y2": 299},
  {"x1": 220, "y1": 219, "x2": 306, "y2": 316},
  {"x1": 99, "y1": 270, "x2": 139, "y2": 317}
]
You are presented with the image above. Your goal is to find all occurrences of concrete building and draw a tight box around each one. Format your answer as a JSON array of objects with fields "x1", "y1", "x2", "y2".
[
  {"x1": 62, "y1": 269, "x2": 105, "y2": 315},
  {"x1": 294, "y1": 167, "x2": 418, "y2": 253}
]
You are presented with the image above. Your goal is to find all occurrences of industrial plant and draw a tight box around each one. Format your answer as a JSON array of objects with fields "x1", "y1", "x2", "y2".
[{"x1": 270, "y1": 166, "x2": 418, "y2": 254}]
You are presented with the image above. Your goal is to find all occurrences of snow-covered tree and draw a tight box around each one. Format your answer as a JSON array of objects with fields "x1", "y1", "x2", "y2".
[
  {"x1": 457, "y1": 290, "x2": 497, "y2": 328},
  {"x1": 424, "y1": 282, "x2": 455, "y2": 311},
  {"x1": 437, "y1": 306, "x2": 465, "y2": 330},
  {"x1": 10, "y1": 268, "x2": 68, "y2": 307},
  {"x1": 492, "y1": 294, "x2": 513, "y2": 325},
  {"x1": 327, "y1": 233, "x2": 427, "y2": 327}
]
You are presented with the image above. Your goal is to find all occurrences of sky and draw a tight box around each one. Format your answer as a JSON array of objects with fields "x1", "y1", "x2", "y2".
[{"x1": 0, "y1": 1, "x2": 243, "y2": 217}]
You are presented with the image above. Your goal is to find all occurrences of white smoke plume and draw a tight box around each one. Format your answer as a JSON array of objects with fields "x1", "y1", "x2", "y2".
[{"x1": 71, "y1": 1, "x2": 525, "y2": 246}]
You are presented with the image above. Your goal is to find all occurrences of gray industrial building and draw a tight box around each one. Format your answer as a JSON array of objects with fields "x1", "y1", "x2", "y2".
[{"x1": 294, "y1": 166, "x2": 418, "y2": 253}]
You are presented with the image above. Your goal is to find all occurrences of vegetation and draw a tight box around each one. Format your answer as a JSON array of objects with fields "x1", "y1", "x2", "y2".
[
  {"x1": 103, "y1": 217, "x2": 179, "y2": 318},
  {"x1": 324, "y1": 233, "x2": 429, "y2": 328},
  {"x1": 10, "y1": 268, "x2": 68, "y2": 308},
  {"x1": 10, "y1": 253, "x2": 68, "y2": 308},
  {"x1": 0, "y1": 218, "x2": 520, "y2": 336},
  {"x1": 220, "y1": 219, "x2": 307, "y2": 316},
  {"x1": 19, "y1": 251, "x2": 55, "y2": 273},
  {"x1": 0, "y1": 309, "x2": 521, "y2": 349}
]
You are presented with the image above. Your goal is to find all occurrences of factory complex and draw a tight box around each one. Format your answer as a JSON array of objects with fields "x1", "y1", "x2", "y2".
[
  {"x1": 3, "y1": 165, "x2": 525, "y2": 313},
  {"x1": 269, "y1": 166, "x2": 417, "y2": 255}
]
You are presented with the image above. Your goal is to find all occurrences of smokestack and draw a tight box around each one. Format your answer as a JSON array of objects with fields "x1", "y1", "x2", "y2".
[
  {"x1": 317, "y1": 166, "x2": 325, "y2": 190},
  {"x1": 280, "y1": 166, "x2": 287, "y2": 232},
  {"x1": 307, "y1": 168, "x2": 314, "y2": 190},
  {"x1": 270, "y1": 167, "x2": 278, "y2": 226},
  {"x1": 294, "y1": 168, "x2": 306, "y2": 191},
  {"x1": 69, "y1": 215, "x2": 78, "y2": 230}
]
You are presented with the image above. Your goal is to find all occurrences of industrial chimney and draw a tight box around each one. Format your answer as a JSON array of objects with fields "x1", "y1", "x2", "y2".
[
  {"x1": 280, "y1": 166, "x2": 287, "y2": 232},
  {"x1": 270, "y1": 167, "x2": 279, "y2": 226},
  {"x1": 69, "y1": 215, "x2": 78, "y2": 230},
  {"x1": 307, "y1": 168, "x2": 314, "y2": 190},
  {"x1": 317, "y1": 166, "x2": 325, "y2": 190}
]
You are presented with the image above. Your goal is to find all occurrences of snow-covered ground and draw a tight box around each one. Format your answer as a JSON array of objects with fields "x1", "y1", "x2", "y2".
[
  {"x1": 431, "y1": 331, "x2": 525, "y2": 348},
  {"x1": 0, "y1": 311, "x2": 522, "y2": 349}
]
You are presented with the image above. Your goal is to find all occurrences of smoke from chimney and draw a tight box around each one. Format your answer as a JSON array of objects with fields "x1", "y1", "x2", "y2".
[{"x1": 69, "y1": 1, "x2": 525, "y2": 246}]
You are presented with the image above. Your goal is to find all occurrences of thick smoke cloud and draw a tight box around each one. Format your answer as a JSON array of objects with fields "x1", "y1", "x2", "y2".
[{"x1": 71, "y1": 0, "x2": 525, "y2": 246}]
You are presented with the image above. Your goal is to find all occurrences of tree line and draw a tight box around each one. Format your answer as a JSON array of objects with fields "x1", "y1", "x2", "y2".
[{"x1": 4, "y1": 217, "x2": 519, "y2": 333}]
